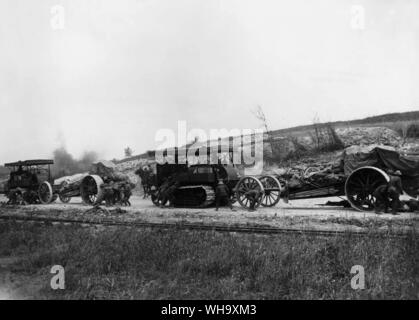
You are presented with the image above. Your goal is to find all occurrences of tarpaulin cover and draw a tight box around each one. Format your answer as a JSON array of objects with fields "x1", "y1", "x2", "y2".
[
  {"x1": 342, "y1": 145, "x2": 419, "y2": 196},
  {"x1": 91, "y1": 161, "x2": 132, "y2": 183}
]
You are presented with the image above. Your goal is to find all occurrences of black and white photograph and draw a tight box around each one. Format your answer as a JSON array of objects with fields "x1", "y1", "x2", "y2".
[{"x1": 0, "y1": 0, "x2": 418, "y2": 304}]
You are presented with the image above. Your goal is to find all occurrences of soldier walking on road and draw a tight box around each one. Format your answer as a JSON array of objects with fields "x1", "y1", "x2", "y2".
[
  {"x1": 373, "y1": 184, "x2": 390, "y2": 214},
  {"x1": 215, "y1": 180, "x2": 235, "y2": 211},
  {"x1": 163, "y1": 181, "x2": 180, "y2": 208}
]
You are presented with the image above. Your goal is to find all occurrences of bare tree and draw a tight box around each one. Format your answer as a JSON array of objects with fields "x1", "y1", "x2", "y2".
[
  {"x1": 251, "y1": 105, "x2": 275, "y2": 156},
  {"x1": 124, "y1": 147, "x2": 133, "y2": 158},
  {"x1": 309, "y1": 116, "x2": 343, "y2": 151},
  {"x1": 398, "y1": 122, "x2": 409, "y2": 145}
]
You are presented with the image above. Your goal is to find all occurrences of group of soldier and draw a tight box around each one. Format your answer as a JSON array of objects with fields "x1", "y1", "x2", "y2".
[
  {"x1": 372, "y1": 169, "x2": 419, "y2": 215},
  {"x1": 100, "y1": 179, "x2": 134, "y2": 207},
  {"x1": 6, "y1": 189, "x2": 39, "y2": 205}
]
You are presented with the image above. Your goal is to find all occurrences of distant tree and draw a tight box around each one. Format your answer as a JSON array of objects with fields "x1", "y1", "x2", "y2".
[
  {"x1": 124, "y1": 147, "x2": 133, "y2": 158},
  {"x1": 252, "y1": 105, "x2": 275, "y2": 156},
  {"x1": 309, "y1": 116, "x2": 344, "y2": 152}
]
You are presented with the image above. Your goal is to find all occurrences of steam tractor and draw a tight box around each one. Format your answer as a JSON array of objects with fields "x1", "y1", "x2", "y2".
[{"x1": 0, "y1": 160, "x2": 55, "y2": 204}]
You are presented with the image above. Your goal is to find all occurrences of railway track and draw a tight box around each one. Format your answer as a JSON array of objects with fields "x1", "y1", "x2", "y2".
[{"x1": 0, "y1": 213, "x2": 415, "y2": 238}]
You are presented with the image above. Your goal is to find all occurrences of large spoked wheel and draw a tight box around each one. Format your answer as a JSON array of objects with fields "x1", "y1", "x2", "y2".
[
  {"x1": 345, "y1": 166, "x2": 389, "y2": 212},
  {"x1": 235, "y1": 176, "x2": 264, "y2": 209},
  {"x1": 38, "y1": 181, "x2": 54, "y2": 204},
  {"x1": 80, "y1": 175, "x2": 104, "y2": 205},
  {"x1": 259, "y1": 175, "x2": 282, "y2": 207}
]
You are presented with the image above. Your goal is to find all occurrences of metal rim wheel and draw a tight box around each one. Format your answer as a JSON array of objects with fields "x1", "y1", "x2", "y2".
[
  {"x1": 345, "y1": 166, "x2": 389, "y2": 212},
  {"x1": 259, "y1": 175, "x2": 282, "y2": 207},
  {"x1": 38, "y1": 181, "x2": 53, "y2": 204},
  {"x1": 235, "y1": 176, "x2": 264, "y2": 209},
  {"x1": 80, "y1": 175, "x2": 104, "y2": 205},
  {"x1": 59, "y1": 194, "x2": 71, "y2": 203}
]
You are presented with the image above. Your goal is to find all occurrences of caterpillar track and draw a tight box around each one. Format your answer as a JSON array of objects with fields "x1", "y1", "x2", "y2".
[{"x1": 173, "y1": 185, "x2": 215, "y2": 208}]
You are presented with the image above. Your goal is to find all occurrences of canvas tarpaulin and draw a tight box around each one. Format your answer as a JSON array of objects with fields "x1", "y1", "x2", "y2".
[
  {"x1": 342, "y1": 145, "x2": 419, "y2": 197},
  {"x1": 91, "y1": 160, "x2": 138, "y2": 185}
]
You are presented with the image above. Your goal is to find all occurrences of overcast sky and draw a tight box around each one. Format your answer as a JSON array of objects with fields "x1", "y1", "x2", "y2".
[{"x1": 0, "y1": 0, "x2": 418, "y2": 163}]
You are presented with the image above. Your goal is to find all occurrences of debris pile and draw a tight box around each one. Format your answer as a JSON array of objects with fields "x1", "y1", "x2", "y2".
[{"x1": 335, "y1": 127, "x2": 401, "y2": 147}]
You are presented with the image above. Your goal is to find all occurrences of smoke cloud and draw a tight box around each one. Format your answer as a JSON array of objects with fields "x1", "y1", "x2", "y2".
[{"x1": 52, "y1": 147, "x2": 98, "y2": 178}]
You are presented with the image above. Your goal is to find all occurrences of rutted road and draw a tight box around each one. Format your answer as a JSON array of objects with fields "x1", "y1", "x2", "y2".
[{"x1": 1, "y1": 195, "x2": 418, "y2": 234}]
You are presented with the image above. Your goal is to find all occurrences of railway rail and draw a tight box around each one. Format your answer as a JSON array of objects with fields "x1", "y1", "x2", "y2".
[{"x1": 0, "y1": 213, "x2": 414, "y2": 239}]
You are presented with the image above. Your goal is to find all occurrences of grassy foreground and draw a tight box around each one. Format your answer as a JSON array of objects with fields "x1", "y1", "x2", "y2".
[{"x1": 0, "y1": 221, "x2": 417, "y2": 299}]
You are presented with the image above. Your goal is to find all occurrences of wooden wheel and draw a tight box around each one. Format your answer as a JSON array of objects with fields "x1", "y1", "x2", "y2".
[
  {"x1": 345, "y1": 166, "x2": 389, "y2": 212},
  {"x1": 235, "y1": 176, "x2": 264, "y2": 209},
  {"x1": 38, "y1": 181, "x2": 53, "y2": 204},
  {"x1": 259, "y1": 175, "x2": 282, "y2": 207},
  {"x1": 80, "y1": 175, "x2": 104, "y2": 205}
]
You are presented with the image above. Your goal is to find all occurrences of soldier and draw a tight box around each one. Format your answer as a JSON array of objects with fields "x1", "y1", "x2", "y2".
[
  {"x1": 6, "y1": 190, "x2": 17, "y2": 205},
  {"x1": 244, "y1": 189, "x2": 262, "y2": 211},
  {"x1": 215, "y1": 180, "x2": 235, "y2": 211},
  {"x1": 280, "y1": 182, "x2": 290, "y2": 204},
  {"x1": 136, "y1": 165, "x2": 152, "y2": 199},
  {"x1": 157, "y1": 177, "x2": 172, "y2": 207},
  {"x1": 388, "y1": 170, "x2": 403, "y2": 215},
  {"x1": 373, "y1": 170, "x2": 403, "y2": 215},
  {"x1": 102, "y1": 184, "x2": 116, "y2": 206},
  {"x1": 121, "y1": 182, "x2": 133, "y2": 206},
  {"x1": 159, "y1": 180, "x2": 179, "y2": 208},
  {"x1": 373, "y1": 184, "x2": 390, "y2": 214}
]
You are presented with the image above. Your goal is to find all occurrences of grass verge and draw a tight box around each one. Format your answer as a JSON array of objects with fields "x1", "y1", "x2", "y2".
[{"x1": 0, "y1": 221, "x2": 417, "y2": 299}]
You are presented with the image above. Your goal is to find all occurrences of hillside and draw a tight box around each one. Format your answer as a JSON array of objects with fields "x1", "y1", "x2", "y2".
[
  {"x1": 116, "y1": 111, "x2": 418, "y2": 169},
  {"x1": 269, "y1": 110, "x2": 419, "y2": 136}
]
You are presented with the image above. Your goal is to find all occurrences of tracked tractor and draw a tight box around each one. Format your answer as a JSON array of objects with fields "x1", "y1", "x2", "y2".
[{"x1": 149, "y1": 145, "x2": 241, "y2": 208}]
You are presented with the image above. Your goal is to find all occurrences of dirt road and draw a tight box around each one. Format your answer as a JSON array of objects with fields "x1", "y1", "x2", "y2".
[{"x1": 1, "y1": 195, "x2": 418, "y2": 233}]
